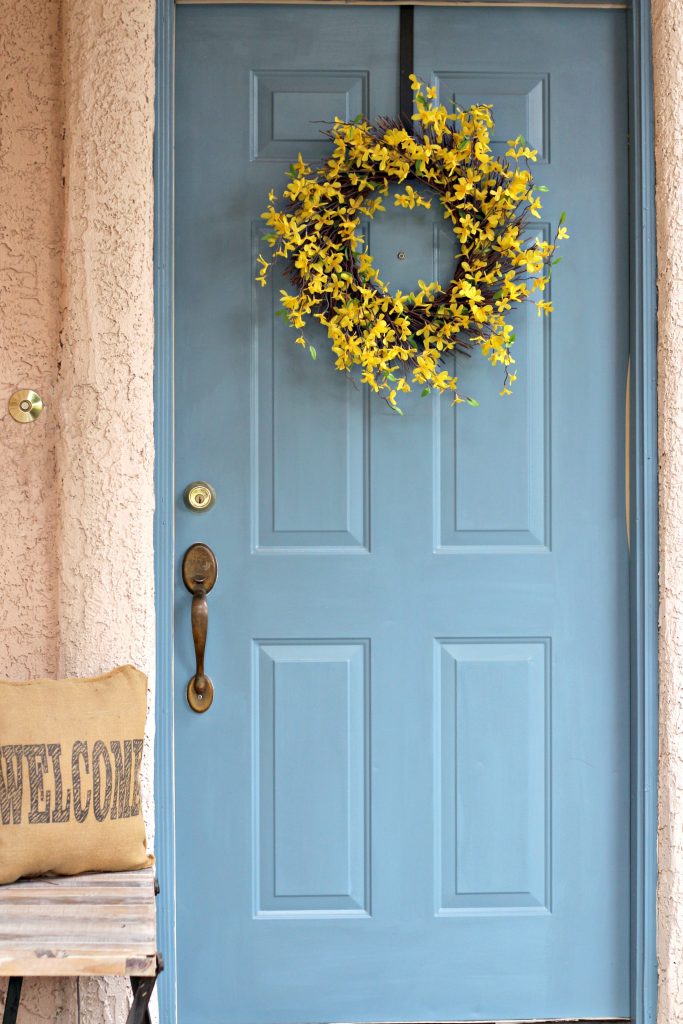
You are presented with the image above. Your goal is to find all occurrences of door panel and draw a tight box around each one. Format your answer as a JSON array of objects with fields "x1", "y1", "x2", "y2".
[
  {"x1": 437, "y1": 638, "x2": 550, "y2": 913},
  {"x1": 174, "y1": 7, "x2": 630, "y2": 1022},
  {"x1": 255, "y1": 640, "x2": 370, "y2": 915}
]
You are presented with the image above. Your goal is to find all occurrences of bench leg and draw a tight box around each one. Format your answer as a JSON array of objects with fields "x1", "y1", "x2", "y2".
[
  {"x1": 2, "y1": 978, "x2": 22, "y2": 1024},
  {"x1": 126, "y1": 977, "x2": 156, "y2": 1024},
  {"x1": 126, "y1": 955, "x2": 163, "y2": 1024}
]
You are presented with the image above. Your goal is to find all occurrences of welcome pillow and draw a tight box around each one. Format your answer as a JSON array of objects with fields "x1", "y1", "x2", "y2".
[{"x1": 0, "y1": 665, "x2": 153, "y2": 884}]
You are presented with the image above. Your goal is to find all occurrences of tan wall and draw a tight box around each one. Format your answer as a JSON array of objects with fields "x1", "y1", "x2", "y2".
[
  {"x1": 0, "y1": 1, "x2": 71, "y2": 1020},
  {"x1": 0, "y1": 0, "x2": 155, "y2": 1021},
  {"x1": 652, "y1": 0, "x2": 683, "y2": 1019},
  {"x1": 57, "y1": 0, "x2": 156, "y2": 1019},
  {"x1": 0, "y1": 0, "x2": 61, "y2": 685},
  {"x1": 0, "y1": 0, "x2": 681, "y2": 1021}
]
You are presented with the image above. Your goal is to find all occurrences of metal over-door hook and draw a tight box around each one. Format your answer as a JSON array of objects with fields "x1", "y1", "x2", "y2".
[{"x1": 182, "y1": 543, "x2": 218, "y2": 713}]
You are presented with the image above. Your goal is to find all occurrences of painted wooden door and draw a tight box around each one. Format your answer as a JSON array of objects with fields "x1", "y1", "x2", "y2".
[{"x1": 174, "y1": 6, "x2": 630, "y2": 1022}]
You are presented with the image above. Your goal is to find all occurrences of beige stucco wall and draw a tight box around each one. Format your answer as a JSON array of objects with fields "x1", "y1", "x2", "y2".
[
  {"x1": 0, "y1": 0, "x2": 682, "y2": 1021},
  {"x1": 652, "y1": 0, "x2": 683, "y2": 1019},
  {"x1": 0, "y1": 0, "x2": 155, "y2": 1022},
  {"x1": 0, "y1": 0, "x2": 61, "y2": 690},
  {"x1": 0, "y1": 1, "x2": 72, "y2": 1021},
  {"x1": 57, "y1": 0, "x2": 156, "y2": 1020}
]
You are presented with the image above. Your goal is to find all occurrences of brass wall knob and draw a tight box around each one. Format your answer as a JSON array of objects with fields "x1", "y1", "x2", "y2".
[
  {"x1": 184, "y1": 481, "x2": 216, "y2": 512},
  {"x1": 8, "y1": 389, "x2": 43, "y2": 423}
]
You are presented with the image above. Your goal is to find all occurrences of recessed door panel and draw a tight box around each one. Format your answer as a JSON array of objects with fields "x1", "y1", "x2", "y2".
[
  {"x1": 252, "y1": 70, "x2": 369, "y2": 162},
  {"x1": 435, "y1": 237, "x2": 550, "y2": 551},
  {"x1": 435, "y1": 71, "x2": 550, "y2": 162},
  {"x1": 255, "y1": 641, "x2": 370, "y2": 915},
  {"x1": 436, "y1": 638, "x2": 550, "y2": 912},
  {"x1": 253, "y1": 244, "x2": 369, "y2": 551}
]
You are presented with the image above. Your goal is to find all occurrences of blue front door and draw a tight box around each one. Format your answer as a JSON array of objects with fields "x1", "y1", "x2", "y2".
[{"x1": 174, "y1": 6, "x2": 630, "y2": 1022}]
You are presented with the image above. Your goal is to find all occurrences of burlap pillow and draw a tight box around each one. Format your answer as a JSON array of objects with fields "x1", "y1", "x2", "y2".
[{"x1": 0, "y1": 665, "x2": 153, "y2": 884}]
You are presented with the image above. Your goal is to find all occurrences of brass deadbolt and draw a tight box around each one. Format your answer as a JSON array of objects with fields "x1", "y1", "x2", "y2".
[
  {"x1": 8, "y1": 389, "x2": 43, "y2": 423},
  {"x1": 184, "y1": 481, "x2": 216, "y2": 512}
]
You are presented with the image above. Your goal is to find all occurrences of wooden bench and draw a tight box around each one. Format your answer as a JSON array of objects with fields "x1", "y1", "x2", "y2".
[{"x1": 0, "y1": 868, "x2": 162, "y2": 1024}]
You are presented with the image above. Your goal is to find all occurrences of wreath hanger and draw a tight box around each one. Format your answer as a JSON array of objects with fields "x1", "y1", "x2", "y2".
[{"x1": 399, "y1": 5, "x2": 415, "y2": 133}]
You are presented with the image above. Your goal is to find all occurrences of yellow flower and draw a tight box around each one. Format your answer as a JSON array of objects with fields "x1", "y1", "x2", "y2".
[
  {"x1": 394, "y1": 185, "x2": 431, "y2": 210},
  {"x1": 255, "y1": 254, "x2": 270, "y2": 287},
  {"x1": 528, "y1": 196, "x2": 542, "y2": 219}
]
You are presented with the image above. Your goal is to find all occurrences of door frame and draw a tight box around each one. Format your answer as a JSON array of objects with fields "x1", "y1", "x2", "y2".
[{"x1": 153, "y1": 1, "x2": 659, "y2": 1020}]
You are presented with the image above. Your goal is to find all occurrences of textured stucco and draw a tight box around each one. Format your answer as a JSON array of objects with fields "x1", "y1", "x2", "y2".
[
  {"x1": 0, "y1": 1, "x2": 70, "y2": 1021},
  {"x1": 0, "y1": 0, "x2": 61, "y2": 687},
  {"x1": 0, "y1": 0, "x2": 156, "y2": 1021},
  {"x1": 653, "y1": 0, "x2": 683, "y2": 1019},
  {"x1": 56, "y1": 1, "x2": 156, "y2": 1021},
  {"x1": 57, "y1": 0, "x2": 156, "y2": 736}
]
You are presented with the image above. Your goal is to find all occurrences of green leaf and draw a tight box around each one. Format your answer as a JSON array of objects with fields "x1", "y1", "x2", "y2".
[
  {"x1": 421, "y1": 387, "x2": 431, "y2": 397},
  {"x1": 537, "y1": 185, "x2": 549, "y2": 192},
  {"x1": 392, "y1": 405, "x2": 404, "y2": 415},
  {"x1": 309, "y1": 346, "x2": 317, "y2": 360},
  {"x1": 466, "y1": 397, "x2": 480, "y2": 407},
  {"x1": 551, "y1": 256, "x2": 562, "y2": 266},
  {"x1": 559, "y1": 210, "x2": 567, "y2": 225},
  {"x1": 274, "y1": 309, "x2": 287, "y2": 319}
]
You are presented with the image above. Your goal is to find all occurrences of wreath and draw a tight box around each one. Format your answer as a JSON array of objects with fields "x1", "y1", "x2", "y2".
[{"x1": 257, "y1": 76, "x2": 568, "y2": 410}]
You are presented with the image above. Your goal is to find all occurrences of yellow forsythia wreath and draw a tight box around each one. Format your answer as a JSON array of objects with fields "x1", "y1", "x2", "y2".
[{"x1": 257, "y1": 76, "x2": 568, "y2": 410}]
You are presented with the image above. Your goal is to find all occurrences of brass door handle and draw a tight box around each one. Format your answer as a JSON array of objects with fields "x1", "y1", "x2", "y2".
[{"x1": 182, "y1": 543, "x2": 218, "y2": 713}]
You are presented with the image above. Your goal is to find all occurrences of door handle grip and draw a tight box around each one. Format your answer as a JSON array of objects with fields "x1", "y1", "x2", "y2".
[
  {"x1": 182, "y1": 543, "x2": 218, "y2": 713},
  {"x1": 191, "y1": 591, "x2": 209, "y2": 686}
]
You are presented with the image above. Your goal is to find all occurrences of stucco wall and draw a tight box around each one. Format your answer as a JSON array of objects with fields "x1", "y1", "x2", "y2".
[
  {"x1": 57, "y1": 0, "x2": 156, "y2": 1020},
  {"x1": 0, "y1": 0, "x2": 61, "y2": 699},
  {"x1": 652, "y1": 0, "x2": 683, "y2": 1019},
  {"x1": 0, "y1": 0, "x2": 156, "y2": 1022},
  {"x1": 0, "y1": 0, "x2": 681, "y2": 1022},
  {"x1": 0, "y1": 1, "x2": 72, "y2": 1021}
]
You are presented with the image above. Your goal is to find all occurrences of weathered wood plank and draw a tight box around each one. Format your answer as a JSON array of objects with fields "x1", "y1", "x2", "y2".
[
  {"x1": 0, "y1": 953, "x2": 157, "y2": 978},
  {"x1": 0, "y1": 869, "x2": 157, "y2": 977}
]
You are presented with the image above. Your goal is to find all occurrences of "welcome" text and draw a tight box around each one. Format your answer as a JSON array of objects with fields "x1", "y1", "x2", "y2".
[{"x1": 0, "y1": 740, "x2": 144, "y2": 826}]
